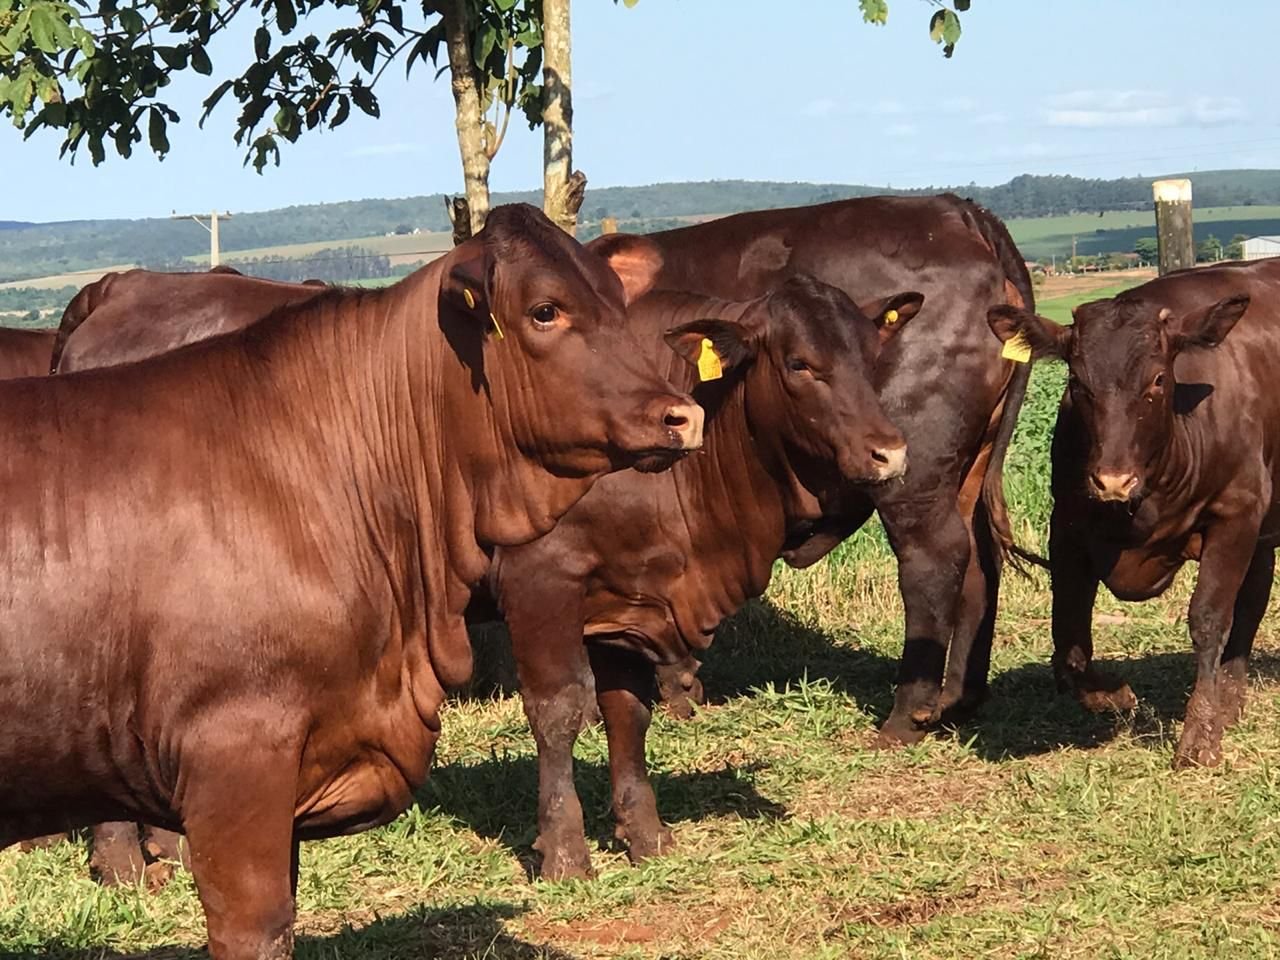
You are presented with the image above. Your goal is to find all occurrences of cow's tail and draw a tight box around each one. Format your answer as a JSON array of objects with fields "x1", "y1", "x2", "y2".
[
  {"x1": 48, "y1": 273, "x2": 118, "y2": 375},
  {"x1": 961, "y1": 198, "x2": 1049, "y2": 572}
]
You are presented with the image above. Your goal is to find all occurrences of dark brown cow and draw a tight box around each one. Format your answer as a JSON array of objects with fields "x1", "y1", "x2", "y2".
[
  {"x1": 988, "y1": 257, "x2": 1280, "y2": 769},
  {"x1": 0, "y1": 326, "x2": 56, "y2": 378},
  {"x1": 592, "y1": 195, "x2": 1035, "y2": 743},
  {"x1": 52, "y1": 268, "x2": 328, "y2": 374},
  {"x1": 486, "y1": 275, "x2": 919, "y2": 879},
  {"x1": 0, "y1": 204, "x2": 703, "y2": 960}
]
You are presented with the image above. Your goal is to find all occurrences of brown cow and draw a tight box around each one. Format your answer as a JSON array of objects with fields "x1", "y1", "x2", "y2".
[
  {"x1": 52, "y1": 268, "x2": 328, "y2": 374},
  {"x1": 486, "y1": 275, "x2": 919, "y2": 878},
  {"x1": 49, "y1": 268, "x2": 332, "y2": 886},
  {"x1": 593, "y1": 195, "x2": 1035, "y2": 743},
  {"x1": 0, "y1": 326, "x2": 56, "y2": 378},
  {"x1": 0, "y1": 204, "x2": 703, "y2": 960},
  {"x1": 987, "y1": 257, "x2": 1280, "y2": 769}
]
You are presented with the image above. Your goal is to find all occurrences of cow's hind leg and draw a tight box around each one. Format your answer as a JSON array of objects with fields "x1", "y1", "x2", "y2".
[
  {"x1": 940, "y1": 486, "x2": 1001, "y2": 724},
  {"x1": 655, "y1": 656, "x2": 704, "y2": 720},
  {"x1": 1218, "y1": 546, "x2": 1272, "y2": 729},
  {"x1": 589, "y1": 644, "x2": 672, "y2": 863},
  {"x1": 90, "y1": 822, "x2": 147, "y2": 887}
]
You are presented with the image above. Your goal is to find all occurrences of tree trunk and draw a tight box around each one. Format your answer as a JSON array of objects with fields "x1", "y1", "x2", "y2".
[
  {"x1": 442, "y1": 0, "x2": 489, "y2": 236},
  {"x1": 541, "y1": 0, "x2": 584, "y2": 236}
]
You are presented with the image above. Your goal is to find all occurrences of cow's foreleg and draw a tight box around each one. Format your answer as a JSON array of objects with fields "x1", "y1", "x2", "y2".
[
  {"x1": 654, "y1": 656, "x2": 703, "y2": 720},
  {"x1": 1218, "y1": 547, "x2": 1272, "y2": 728},
  {"x1": 180, "y1": 740, "x2": 300, "y2": 960},
  {"x1": 589, "y1": 644, "x2": 672, "y2": 863},
  {"x1": 89, "y1": 822, "x2": 146, "y2": 887},
  {"x1": 1175, "y1": 523, "x2": 1261, "y2": 769},
  {"x1": 1049, "y1": 527, "x2": 1130, "y2": 712},
  {"x1": 509, "y1": 586, "x2": 595, "y2": 881},
  {"x1": 876, "y1": 498, "x2": 970, "y2": 746}
]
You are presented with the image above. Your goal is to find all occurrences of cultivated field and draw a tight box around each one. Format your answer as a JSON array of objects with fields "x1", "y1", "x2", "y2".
[{"x1": 4, "y1": 283, "x2": 1280, "y2": 959}]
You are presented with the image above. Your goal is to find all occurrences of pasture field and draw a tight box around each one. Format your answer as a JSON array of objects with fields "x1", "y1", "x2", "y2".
[
  {"x1": 3, "y1": 286, "x2": 1280, "y2": 960},
  {"x1": 1007, "y1": 205, "x2": 1280, "y2": 262}
]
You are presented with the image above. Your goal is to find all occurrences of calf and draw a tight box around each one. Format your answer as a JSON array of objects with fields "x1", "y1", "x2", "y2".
[
  {"x1": 595, "y1": 194, "x2": 1036, "y2": 743},
  {"x1": 0, "y1": 204, "x2": 702, "y2": 960},
  {"x1": 987, "y1": 257, "x2": 1280, "y2": 768},
  {"x1": 487, "y1": 276, "x2": 919, "y2": 878}
]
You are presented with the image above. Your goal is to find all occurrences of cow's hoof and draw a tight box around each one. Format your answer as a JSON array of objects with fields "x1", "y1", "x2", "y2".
[
  {"x1": 1218, "y1": 677, "x2": 1248, "y2": 729},
  {"x1": 143, "y1": 828, "x2": 189, "y2": 871},
  {"x1": 873, "y1": 724, "x2": 928, "y2": 750},
  {"x1": 18, "y1": 834, "x2": 66, "y2": 853},
  {"x1": 1173, "y1": 726, "x2": 1222, "y2": 770},
  {"x1": 144, "y1": 860, "x2": 176, "y2": 892},
  {"x1": 534, "y1": 840, "x2": 595, "y2": 882},
  {"x1": 1073, "y1": 670, "x2": 1137, "y2": 713},
  {"x1": 937, "y1": 687, "x2": 989, "y2": 726},
  {"x1": 90, "y1": 846, "x2": 147, "y2": 887},
  {"x1": 624, "y1": 825, "x2": 674, "y2": 864}
]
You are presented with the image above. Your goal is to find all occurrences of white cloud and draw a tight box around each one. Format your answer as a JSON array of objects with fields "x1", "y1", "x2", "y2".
[
  {"x1": 801, "y1": 96, "x2": 903, "y2": 120},
  {"x1": 941, "y1": 96, "x2": 976, "y2": 113},
  {"x1": 1044, "y1": 89, "x2": 1249, "y2": 128},
  {"x1": 802, "y1": 98, "x2": 840, "y2": 118},
  {"x1": 886, "y1": 122, "x2": 918, "y2": 138},
  {"x1": 346, "y1": 143, "x2": 424, "y2": 158},
  {"x1": 975, "y1": 111, "x2": 1008, "y2": 126}
]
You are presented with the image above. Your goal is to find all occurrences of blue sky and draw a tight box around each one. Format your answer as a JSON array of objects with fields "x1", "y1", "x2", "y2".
[{"x1": 2, "y1": 0, "x2": 1277, "y2": 222}]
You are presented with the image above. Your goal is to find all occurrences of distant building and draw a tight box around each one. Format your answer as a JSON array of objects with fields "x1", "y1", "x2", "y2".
[{"x1": 1242, "y1": 236, "x2": 1280, "y2": 261}]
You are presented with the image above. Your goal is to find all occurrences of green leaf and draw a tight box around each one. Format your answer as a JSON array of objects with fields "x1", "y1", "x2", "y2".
[
  {"x1": 254, "y1": 26, "x2": 270, "y2": 60},
  {"x1": 492, "y1": 0, "x2": 515, "y2": 10},
  {"x1": 350, "y1": 83, "x2": 378, "y2": 118},
  {"x1": 147, "y1": 105, "x2": 168, "y2": 155},
  {"x1": 274, "y1": 0, "x2": 296, "y2": 35},
  {"x1": 117, "y1": 7, "x2": 143, "y2": 34},
  {"x1": 928, "y1": 8, "x2": 945, "y2": 42},
  {"x1": 954, "y1": 0, "x2": 970, "y2": 10},
  {"x1": 190, "y1": 43, "x2": 211, "y2": 75},
  {"x1": 622, "y1": 0, "x2": 639, "y2": 6},
  {"x1": 858, "y1": 0, "x2": 887, "y2": 25},
  {"x1": 942, "y1": 9, "x2": 961, "y2": 45},
  {"x1": 28, "y1": 6, "x2": 58, "y2": 54}
]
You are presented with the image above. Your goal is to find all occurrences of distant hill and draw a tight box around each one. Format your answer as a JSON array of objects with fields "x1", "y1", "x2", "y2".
[{"x1": 3, "y1": 169, "x2": 1279, "y2": 283}]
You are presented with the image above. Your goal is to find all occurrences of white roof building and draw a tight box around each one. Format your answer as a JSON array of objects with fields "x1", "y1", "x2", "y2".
[{"x1": 1242, "y1": 236, "x2": 1280, "y2": 261}]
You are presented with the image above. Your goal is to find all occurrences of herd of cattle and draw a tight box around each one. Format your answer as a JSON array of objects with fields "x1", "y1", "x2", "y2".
[{"x1": 1, "y1": 194, "x2": 1277, "y2": 959}]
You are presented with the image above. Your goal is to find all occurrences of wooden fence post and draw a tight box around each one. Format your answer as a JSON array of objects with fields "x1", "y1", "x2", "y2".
[
  {"x1": 600, "y1": 217, "x2": 618, "y2": 235},
  {"x1": 1153, "y1": 179, "x2": 1193, "y2": 276}
]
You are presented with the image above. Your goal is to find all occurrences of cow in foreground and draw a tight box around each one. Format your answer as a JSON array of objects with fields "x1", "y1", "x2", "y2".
[
  {"x1": 486, "y1": 275, "x2": 920, "y2": 878},
  {"x1": 602, "y1": 195, "x2": 1036, "y2": 742},
  {"x1": 988, "y1": 257, "x2": 1280, "y2": 768},
  {"x1": 0, "y1": 204, "x2": 703, "y2": 959}
]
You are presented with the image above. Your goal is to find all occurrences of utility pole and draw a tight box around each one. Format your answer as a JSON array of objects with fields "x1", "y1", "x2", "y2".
[
  {"x1": 171, "y1": 210, "x2": 232, "y2": 267},
  {"x1": 1071, "y1": 234, "x2": 1077, "y2": 272},
  {"x1": 1152, "y1": 179, "x2": 1194, "y2": 276}
]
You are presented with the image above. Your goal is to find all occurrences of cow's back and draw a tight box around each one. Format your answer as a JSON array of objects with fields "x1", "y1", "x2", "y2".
[
  {"x1": 55, "y1": 270, "x2": 327, "y2": 373},
  {"x1": 0, "y1": 328, "x2": 56, "y2": 379}
]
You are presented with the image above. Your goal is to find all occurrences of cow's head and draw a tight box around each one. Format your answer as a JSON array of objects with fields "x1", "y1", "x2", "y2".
[
  {"x1": 988, "y1": 293, "x2": 1250, "y2": 506},
  {"x1": 438, "y1": 205, "x2": 703, "y2": 476},
  {"x1": 664, "y1": 275, "x2": 918, "y2": 487}
]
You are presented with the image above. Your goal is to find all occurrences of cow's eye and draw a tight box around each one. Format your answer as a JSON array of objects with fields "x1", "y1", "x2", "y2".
[
  {"x1": 531, "y1": 303, "x2": 559, "y2": 328},
  {"x1": 787, "y1": 357, "x2": 811, "y2": 373},
  {"x1": 1153, "y1": 372, "x2": 1166, "y2": 388}
]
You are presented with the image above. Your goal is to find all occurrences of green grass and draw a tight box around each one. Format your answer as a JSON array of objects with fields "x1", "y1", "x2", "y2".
[
  {"x1": 6, "y1": 282, "x2": 1280, "y2": 959},
  {"x1": 1006, "y1": 205, "x2": 1280, "y2": 261}
]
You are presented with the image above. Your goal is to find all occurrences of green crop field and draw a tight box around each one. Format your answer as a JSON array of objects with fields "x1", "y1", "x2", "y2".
[
  {"x1": 1006, "y1": 205, "x2": 1280, "y2": 262},
  {"x1": 4, "y1": 284, "x2": 1280, "y2": 960}
]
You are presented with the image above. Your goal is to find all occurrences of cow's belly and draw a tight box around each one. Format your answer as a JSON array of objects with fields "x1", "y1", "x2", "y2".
[{"x1": 1100, "y1": 547, "x2": 1187, "y2": 602}]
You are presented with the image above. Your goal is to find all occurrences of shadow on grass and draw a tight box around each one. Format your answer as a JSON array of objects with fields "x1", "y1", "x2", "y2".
[
  {"x1": 0, "y1": 903, "x2": 579, "y2": 960},
  {"x1": 422, "y1": 754, "x2": 786, "y2": 874}
]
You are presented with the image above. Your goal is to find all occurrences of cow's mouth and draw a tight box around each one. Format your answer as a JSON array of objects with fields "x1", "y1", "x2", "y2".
[{"x1": 630, "y1": 447, "x2": 692, "y2": 474}]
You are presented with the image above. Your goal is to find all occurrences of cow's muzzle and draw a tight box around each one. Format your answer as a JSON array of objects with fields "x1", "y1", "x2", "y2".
[{"x1": 1088, "y1": 471, "x2": 1141, "y2": 503}]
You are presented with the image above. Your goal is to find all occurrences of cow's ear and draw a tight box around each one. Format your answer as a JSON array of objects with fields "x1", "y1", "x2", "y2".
[
  {"x1": 440, "y1": 238, "x2": 495, "y2": 323},
  {"x1": 1165, "y1": 294, "x2": 1249, "y2": 352},
  {"x1": 587, "y1": 233, "x2": 665, "y2": 306},
  {"x1": 664, "y1": 319, "x2": 756, "y2": 379},
  {"x1": 859, "y1": 291, "x2": 924, "y2": 345},
  {"x1": 987, "y1": 305, "x2": 1071, "y2": 361}
]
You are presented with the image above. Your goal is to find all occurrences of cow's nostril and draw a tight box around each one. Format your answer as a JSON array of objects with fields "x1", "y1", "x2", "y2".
[
  {"x1": 871, "y1": 449, "x2": 890, "y2": 465},
  {"x1": 664, "y1": 411, "x2": 689, "y2": 429}
]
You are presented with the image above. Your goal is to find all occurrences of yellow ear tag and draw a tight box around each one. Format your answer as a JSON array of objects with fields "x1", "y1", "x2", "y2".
[
  {"x1": 884, "y1": 308, "x2": 899, "y2": 325},
  {"x1": 463, "y1": 288, "x2": 476, "y2": 309},
  {"x1": 697, "y1": 337, "x2": 723, "y2": 382},
  {"x1": 1001, "y1": 330, "x2": 1032, "y2": 364},
  {"x1": 489, "y1": 311, "x2": 504, "y2": 340}
]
